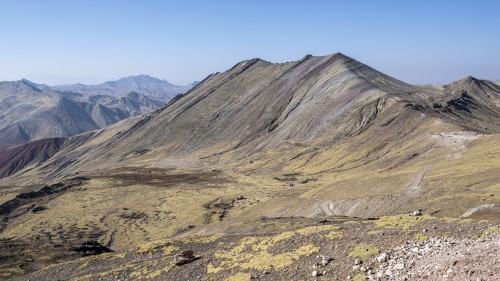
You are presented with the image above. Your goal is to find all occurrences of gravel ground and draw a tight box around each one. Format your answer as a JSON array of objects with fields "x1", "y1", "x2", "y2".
[{"x1": 360, "y1": 234, "x2": 500, "y2": 281}]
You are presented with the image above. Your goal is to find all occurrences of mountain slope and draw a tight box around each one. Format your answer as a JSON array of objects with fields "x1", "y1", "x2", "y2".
[
  {"x1": 38, "y1": 53, "x2": 498, "y2": 172},
  {"x1": 0, "y1": 53, "x2": 499, "y2": 280}
]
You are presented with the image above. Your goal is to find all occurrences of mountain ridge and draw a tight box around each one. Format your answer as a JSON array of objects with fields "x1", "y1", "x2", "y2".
[
  {"x1": 4, "y1": 53, "x2": 498, "y2": 184},
  {"x1": 0, "y1": 76, "x2": 197, "y2": 146},
  {"x1": 0, "y1": 53, "x2": 499, "y2": 281}
]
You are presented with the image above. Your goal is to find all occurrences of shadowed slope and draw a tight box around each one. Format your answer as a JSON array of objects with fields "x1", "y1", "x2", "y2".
[
  {"x1": 23, "y1": 53, "x2": 497, "y2": 179},
  {"x1": 1, "y1": 54, "x2": 499, "y2": 280}
]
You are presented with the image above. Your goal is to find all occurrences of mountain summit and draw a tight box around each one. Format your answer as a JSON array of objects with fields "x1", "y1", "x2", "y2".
[{"x1": 1, "y1": 53, "x2": 499, "y2": 281}]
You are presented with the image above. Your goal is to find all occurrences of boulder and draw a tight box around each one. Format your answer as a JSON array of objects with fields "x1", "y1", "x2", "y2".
[
  {"x1": 376, "y1": 252, "x2": 388, "y2": 263},
  {"x1": 174, "y1": 250, "x2": 196, "y2": 266}
]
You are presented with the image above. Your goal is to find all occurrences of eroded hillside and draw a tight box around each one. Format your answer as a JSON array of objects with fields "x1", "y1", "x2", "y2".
[{"x1": 0, "y1": 53, "x2": 499, "y2": 280}]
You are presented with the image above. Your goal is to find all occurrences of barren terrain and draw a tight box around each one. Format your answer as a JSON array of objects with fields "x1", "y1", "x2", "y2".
[{"x1": 0, "y1": 53, "x2": 499, "y2": 280}]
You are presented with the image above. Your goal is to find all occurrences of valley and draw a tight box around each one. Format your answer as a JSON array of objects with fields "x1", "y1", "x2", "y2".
[{"x1": 0, "y1": 53, "x2": 499, "y2": 280}]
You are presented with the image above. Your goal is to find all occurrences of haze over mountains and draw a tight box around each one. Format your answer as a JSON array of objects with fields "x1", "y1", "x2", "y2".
[
  {"x1": 10, "y1": 53, "x2": 498, "y2": 180},
  {"x1": 0, "y1": 53, "x2": 499, "y2": 280},
  {"x1": 0, "y1": 75, "x2": 195, "y2": 147},
  {"x1": 55, "y1": 74, "x2": 197, "y2": 100}
]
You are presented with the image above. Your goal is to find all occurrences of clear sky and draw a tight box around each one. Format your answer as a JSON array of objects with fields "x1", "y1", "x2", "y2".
[{"x1": 0, "y1": 0, "x2": 498, "y2": 85}]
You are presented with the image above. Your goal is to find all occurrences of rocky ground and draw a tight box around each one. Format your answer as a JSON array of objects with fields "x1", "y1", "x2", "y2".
[
  {"x1": 5, "y1": 213, "x2": 499, "y2": 281},
  {"x1": 375, "y1": 234, "x2": 500, "y2": 280}
]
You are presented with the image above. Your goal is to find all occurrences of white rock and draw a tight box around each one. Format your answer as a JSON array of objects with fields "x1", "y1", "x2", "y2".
[
  {"x1": 376, "y1": 252, "x2": 388, "y2": 262},
  {"x1": 394, "y1": 263, "x2": 405, "y2": 270},
  {"x1": 385, "y1": 269, "x2": 393, "y2": 276}
]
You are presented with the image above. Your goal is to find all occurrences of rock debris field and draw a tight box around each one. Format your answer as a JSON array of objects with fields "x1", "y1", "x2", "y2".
[{"x1": 351, "y1": 234, "x2": 500, "y2": 281}]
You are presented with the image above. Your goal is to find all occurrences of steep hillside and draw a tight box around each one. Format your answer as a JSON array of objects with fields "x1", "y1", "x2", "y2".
[
  {"x1": 23, "y1": 54, "x2": 499, "y2": 178},
  {"x1": 0, "y1": 53, "x2": 499, "y2": 280}
]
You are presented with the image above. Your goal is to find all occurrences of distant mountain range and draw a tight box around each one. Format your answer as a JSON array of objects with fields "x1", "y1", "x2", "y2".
[
  {"x1": 55, "y1": 75, "x2": 197, "y2": 100},
  {"x1": 0, "y1": 75, "x2": 196, "y2": 147},
  {"x1": 1, "y1": 54, "x2": 500, "y2": 280}
]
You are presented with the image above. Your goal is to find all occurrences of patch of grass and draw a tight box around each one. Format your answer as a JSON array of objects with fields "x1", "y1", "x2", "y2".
[
  {"x1": 348, "y1": 244, "x2": 380, "y2": 258},
  {"x1": 209, "y1": 243, "x2": 320, "y2": 273},
  {"x1": 375, "y1": 214, "x2": 431, "y2": 230},
  {"x1": 353, "y1": 274, "x2": 367, "y2": 281},
  {"x1": 295, "y1": 225, "x2": 342, "y2": 240},
  {"x1": 0, "y1": 267, "x2": 24, "y2": 277},
  {"x1": 227, "y1": 272, "x2": 252, "y2": 281},
  {"x1": 480, "y1": 226, "x2": 500, "y2": 239},
  {"x1": 326, "y1": 230, "x2": 343, "y2": 240},
  {"x1": 414, "y1": 233, "x2": 429, "y2": 241},
  {"x1": 295, "y1": 225, "x2": 337, "y2": 235},
  {"x1": 180, "y1": 234, "x2": 222, "y2": 244},
  {"x1": 135, "y1": 241, "x2": 178, "y2": 255},
  {"x1": 208, "y1": 229, "x2": 323, "y2": 274}
]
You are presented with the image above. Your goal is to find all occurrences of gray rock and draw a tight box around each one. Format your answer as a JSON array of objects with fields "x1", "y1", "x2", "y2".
[{"x1": 173, "y1": 250, "x2": 195, "y2": 266}]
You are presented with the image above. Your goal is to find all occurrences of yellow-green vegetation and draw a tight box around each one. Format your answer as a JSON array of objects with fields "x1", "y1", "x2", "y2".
[
  {"x1": 414, "y1": 233, "x2": 429, "y2": 241},
  {"x1": 480, "y1": 226, "x2": 500, "y2": 238},
  {"x1": 0, "y1": 267, "x2": 24, "y2": 278},
  {"x1": 207, "y1": 226, "x2": 335, "y2": 274},
  {"x1": 295, "y1": 224, "x2": 338, "y2": 235},
  {"x1": 179, "y1": 234, "x2": 223, "y2": 244},
  {"x1": 348, "y1": 244, "x2": 380, "y2": 258},
  {"x1": 227, "y1": 272, "x2": 252, "y2": 281},
  {"x1": 353, "y1": 274, "x2": 367, "y2": 281},
  {"x1": 135, "y1": 240, "x2": 178, "y2": 255},
  {"x1": 209, "y1": 243, "x2": 319, "y2": 273},
  {"x1": 129, "y1": 260, "x2": 175, "y2": 280},
  {"x1": 375, "y1": 214, "x2": 431, "y2": 230}
]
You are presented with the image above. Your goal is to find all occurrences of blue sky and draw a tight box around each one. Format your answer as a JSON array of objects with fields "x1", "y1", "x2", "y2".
[{"x1": 0, "y1": 0, "x2": 498, "y2": 85}]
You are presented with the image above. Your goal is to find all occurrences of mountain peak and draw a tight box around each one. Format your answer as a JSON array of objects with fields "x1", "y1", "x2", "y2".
[
  {"x1": 123, "y1": 74, "x2": 162, "y2": 80},
  {"x1": 13, "y1": 79, "x2": 43, "y2": 92}
]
